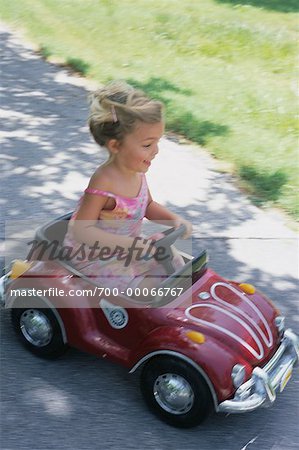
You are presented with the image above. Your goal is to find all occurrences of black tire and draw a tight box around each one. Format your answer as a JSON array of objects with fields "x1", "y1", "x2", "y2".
[
  {"x1": 11, "y1": 299, "x2": 68, "y2": 359},
  {"x1": 140, "y1": 357, "x2": 213, "y2": 428}
]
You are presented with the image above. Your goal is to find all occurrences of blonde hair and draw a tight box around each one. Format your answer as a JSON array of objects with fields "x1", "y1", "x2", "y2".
[{"x1": 88, "y1": 81, "x2": 164, "y2": 147}]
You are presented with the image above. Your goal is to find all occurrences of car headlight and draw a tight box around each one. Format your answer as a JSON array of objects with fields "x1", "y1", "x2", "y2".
[
  {"x1": 231, "y1": 364, "x2": 246, "y2": 388},
  {"x1": 275, "y1": 316, "x2": 285, "y2": 335}
]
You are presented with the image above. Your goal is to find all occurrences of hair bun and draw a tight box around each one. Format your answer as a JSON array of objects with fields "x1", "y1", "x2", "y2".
[
  {"x1": 88, "y1": 80, "x2": 163, "y2": 147},
  {"x1": 96, "y1": 80, "x2": 133, "y2": 106}
]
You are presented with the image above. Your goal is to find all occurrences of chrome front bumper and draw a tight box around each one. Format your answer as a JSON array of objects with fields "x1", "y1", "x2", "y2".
[{"x1": 218, "y1": 329, "x2": 299, "y2": 413}]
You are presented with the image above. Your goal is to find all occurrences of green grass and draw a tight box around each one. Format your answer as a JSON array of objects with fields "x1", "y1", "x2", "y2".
[{"x1": 1, "y1": 0, "x2": 298, "y2": 219}]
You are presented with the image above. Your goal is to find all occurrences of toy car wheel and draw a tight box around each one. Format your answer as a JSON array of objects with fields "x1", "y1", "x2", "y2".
[
  {"x1": 11, "y1": 303, "x2": 68, "y2": 359},
  {"x1": 140, "y1": 357, "x2": 213, "y2": 428}
]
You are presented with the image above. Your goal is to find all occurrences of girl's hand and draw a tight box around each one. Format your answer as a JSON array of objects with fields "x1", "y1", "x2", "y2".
[
  {"x1": 173, "y1": 215, "x2": 193, "y2": 239},
  {"x1": 130, "y1": 237, "x2": 157, "y2": 262}
]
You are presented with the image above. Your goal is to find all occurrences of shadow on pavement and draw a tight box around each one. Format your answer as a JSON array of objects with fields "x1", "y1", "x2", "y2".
[
  {"x1": 1, "y1": 26, "x2": 297, "y2": 321},
  {"x1": 1, "y1": 25, "x2": 298, "y2": 450}
]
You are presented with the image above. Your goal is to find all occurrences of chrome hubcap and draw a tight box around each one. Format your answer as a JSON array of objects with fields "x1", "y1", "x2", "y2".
[
  {"x1": 20, "y1": 309, "x2": 53, "y2": 347},
  {"x1": 154, "y1": 373, "x2": 195, "y2": 414}
]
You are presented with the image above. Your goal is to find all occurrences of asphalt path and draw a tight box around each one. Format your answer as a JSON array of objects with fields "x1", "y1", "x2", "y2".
[{"x1": 1, "y1": 23, "x2": 298, "y2": 450}]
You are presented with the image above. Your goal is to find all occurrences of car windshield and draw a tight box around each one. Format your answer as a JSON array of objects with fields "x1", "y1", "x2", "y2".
[
  {"x1": 34, "y1": 216, "x2": 207, "y2": 306},
  {"x1": 54, "y1": 250, "x2": 208, "y2": 307},
  {"x1": 150, "y1": 251, "x2": 207, "y2": 306}
]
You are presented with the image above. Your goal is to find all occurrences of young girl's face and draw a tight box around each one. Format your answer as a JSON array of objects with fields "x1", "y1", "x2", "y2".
[{"x1": 112, "y1": 121, "x2": 164, "y2": 173}]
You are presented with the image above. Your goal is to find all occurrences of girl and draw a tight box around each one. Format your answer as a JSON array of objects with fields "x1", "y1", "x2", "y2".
[{"x1": 65, "y1": 80, "x2": 192, "y2": 293}]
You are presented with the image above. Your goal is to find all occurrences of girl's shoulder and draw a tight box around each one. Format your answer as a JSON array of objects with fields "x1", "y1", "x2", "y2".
[
  {"x1": 83, "y1": 166, "x2": 118, "y2": 200},
  {"x1": 88, "y1": 165, "x2": 115, "y2": 192},
  {"x1": 86, "y1": 165, "x2": 146, "y2": 200}
]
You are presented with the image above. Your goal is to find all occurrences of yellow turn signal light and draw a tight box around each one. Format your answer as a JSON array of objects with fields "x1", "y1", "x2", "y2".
[
  {"x1": 11, "y1": 260, "x2": 32, "y2": 279},
  {"x1": 239, "y1": 283, "x2": 255, "y2": 295},
  {"x1": 186, "y1": 331, "x2": 205, "y2": 344}
]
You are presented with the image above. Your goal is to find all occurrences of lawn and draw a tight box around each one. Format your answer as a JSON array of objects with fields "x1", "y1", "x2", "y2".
[{"x1": 1, "y1": 0, "x2": 298, "y2": 218}]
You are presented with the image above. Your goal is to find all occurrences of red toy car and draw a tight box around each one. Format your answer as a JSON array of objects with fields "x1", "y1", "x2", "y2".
[{"x1": 1, "y1": 213, "x2": 298, "y2": 428}]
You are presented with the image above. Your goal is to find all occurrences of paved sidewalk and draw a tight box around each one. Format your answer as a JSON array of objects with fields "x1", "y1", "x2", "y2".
[
  {"x1": 1, "y1": 23, "x2": 297, "y2": 319},
  {"x1": 1, "y1": 22, "x2": 298, "y2": 450}
]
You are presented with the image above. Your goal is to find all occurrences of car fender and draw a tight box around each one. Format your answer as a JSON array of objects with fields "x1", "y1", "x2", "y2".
[
  {"x1": 8, "y1": 294, "x2": 68, "y2": 344},
  {"x1": 129, "y1": 325, "x2": 250, "y2": 404}
]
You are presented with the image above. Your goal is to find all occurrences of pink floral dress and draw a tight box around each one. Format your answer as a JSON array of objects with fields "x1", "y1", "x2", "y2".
[{"x1": 64, "y1": 174, "x2": 179, "y2": 290}]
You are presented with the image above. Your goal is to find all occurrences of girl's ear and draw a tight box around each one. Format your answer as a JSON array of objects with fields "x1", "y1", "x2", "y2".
[{"x1": 106, "y1": 139, "x2": 120, "y2": 154}]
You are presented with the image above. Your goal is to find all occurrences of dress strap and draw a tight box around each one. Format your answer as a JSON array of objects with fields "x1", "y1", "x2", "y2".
[
  {"x1": 84, "y1": 187, "x2": 116, "y2": 198},
  {"x1": 85, "y1": 174, "x2": 146, "y2": 200}
]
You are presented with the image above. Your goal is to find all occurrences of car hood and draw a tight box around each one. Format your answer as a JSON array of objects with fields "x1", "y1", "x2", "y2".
[{"x1": 169, "y1": 269, "x2": 279, "y2": 366}]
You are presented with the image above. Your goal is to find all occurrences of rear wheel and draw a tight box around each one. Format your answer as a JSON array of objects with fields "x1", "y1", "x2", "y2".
[
  {"x1": 11, "y1": 300, "x2": 68, "y2": 358},
  {"x1": 140, "y1": 357, "x2": 213, "y2": 428}
]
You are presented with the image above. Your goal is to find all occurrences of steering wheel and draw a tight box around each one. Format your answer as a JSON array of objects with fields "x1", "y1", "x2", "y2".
[{"x1": 152, "y1": 224, "x2": 187, "y2": 275}]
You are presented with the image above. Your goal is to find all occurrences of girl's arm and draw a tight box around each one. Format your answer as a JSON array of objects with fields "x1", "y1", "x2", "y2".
[
  {"x1": 145, "y1": 191, "x2": 192, "y2": 238},
  {"x1": 72, "y1": 193, "x2": 135, "y2": 252}
]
